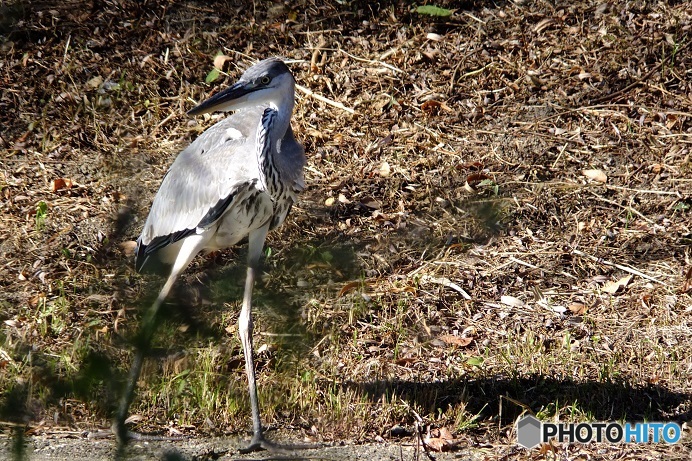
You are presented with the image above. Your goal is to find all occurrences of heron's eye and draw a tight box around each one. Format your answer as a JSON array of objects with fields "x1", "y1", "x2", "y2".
[{"x1": 260, "y1": 75, "x2": 271, "y2": 85}]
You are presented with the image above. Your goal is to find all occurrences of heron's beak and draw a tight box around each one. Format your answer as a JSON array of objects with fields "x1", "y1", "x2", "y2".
[{"x1": 187, "y1": 81, "x2": 258, "y2": 115}]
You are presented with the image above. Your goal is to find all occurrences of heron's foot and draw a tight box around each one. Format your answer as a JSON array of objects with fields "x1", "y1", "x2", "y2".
[
  {"x1": 238, "y1": 433, "x2": 322, "y2": 454},
  {"x1": 238, "y1": 434, "x2": 268, "y2": 454},
  {"x1": 111, "y1": 420, "x2": 130, "y2": 445}
]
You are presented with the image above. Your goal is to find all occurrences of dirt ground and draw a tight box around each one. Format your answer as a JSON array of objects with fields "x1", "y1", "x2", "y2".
[
  {"x1": 2, "y1": 434, "x2": 495, "y2": 461},
  {"x1": 1, "y1": 0, "x2": 691, "y2": 460},
  {"x1": 2, "y1": 435, "x2": 484, "y2": 461}
]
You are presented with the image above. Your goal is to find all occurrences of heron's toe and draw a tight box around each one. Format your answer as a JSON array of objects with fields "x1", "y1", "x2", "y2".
[{"x1": 237, "y1": 435, "x2": 270, "y2": 454}]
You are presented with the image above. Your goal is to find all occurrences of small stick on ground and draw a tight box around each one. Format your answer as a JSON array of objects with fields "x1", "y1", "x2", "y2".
[
  {"x1": 296, "y1": 84, "x2": 356, "y2": 114},
  {"x1": 310, "y1": 36, "x2": 327, "y2": 74},
  {"x1": 572, "y1": 249, "x2": 667, "y2": 286},
  {"x1": 410, "y1": 407, "x2": 437, "y2": 461}
]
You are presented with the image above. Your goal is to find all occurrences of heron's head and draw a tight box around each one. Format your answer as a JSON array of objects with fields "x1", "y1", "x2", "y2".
[{"x1": 188, "y1": 58, "x2": 295, "y2": 115}]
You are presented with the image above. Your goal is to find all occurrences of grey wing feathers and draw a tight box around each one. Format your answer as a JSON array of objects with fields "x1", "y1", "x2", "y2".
[
  {"x1": 136, "y1": 110, "x2": 263, "y2": 270},
  {"x1": 276, "y1": 125, "x2": 306, "y2": 192}
]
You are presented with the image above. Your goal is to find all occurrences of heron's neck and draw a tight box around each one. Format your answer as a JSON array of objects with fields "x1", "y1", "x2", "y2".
[
  {"x1": 269, "y1": 90, "x2": 295, "y2": 139},
  {"x1": 256, "y1": 98, "x2": 294, "y2": 196}
]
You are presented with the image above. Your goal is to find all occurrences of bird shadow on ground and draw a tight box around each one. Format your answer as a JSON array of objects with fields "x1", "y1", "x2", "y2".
[{"x1": 346, "y1": 376, "x2": 692, "y2": 432}]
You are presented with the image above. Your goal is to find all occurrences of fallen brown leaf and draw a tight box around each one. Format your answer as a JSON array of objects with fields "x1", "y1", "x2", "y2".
[
  {"x1": 501, "y1": 295, "x2": 525, "y2": 307},
  {"x1": 602, "y1": 274, "x2": 632, "y2": 294},
  {"x1": 119, "y1": 240, "x2": 137, "y2": 256},
  {"x1": 457, "y1": 161, "x2": 484, "y2": 170},
  {"x1": 213, "y1": 54, "x2": 231, "y2": 70},
  {"x1": 51, "y1": 178, "x2": 74, "y2": 192},
  {"x1": 338, "y1": 281, "x2": 361, "y2": 297},
  {"x1": 421, "y1": 100, "x2": 442, "y2": 115},
  {"x1": 439, "y1": 334, "x2": 473, "y2": 347},
  {"x1": 359, "y1": 197, "x2": 381, "y2": 209},
  {"x1": 568, "y1": 302, "x2": 588, "y2": 315},
  {"x1": 582, "y1": 169, "x2": 607, "y2": 183},
  {"x1": 86, "y1": 75, "x2": 103, "y2": 89},
  {"x1": 379, "y1": 161, "x2": 391, "y2": 177},
  {"x1": 682, "y1": 266, "x2": 692, "y2": 293},
  {"x1": 465, "y1": 173, "x2": 491, "y2": 190},
  {"x1": 424, "y1": 427, "x2": 458, "y2": 452},
  {"x1": 534, "y1": 17, "x2": 555, "y2": 33},
  {"x1": 538, "y1": 442, "x2": 558, "y2": 455},
  {"x1": 3, "y1": 319, "x2": 22, "y2": 328}
]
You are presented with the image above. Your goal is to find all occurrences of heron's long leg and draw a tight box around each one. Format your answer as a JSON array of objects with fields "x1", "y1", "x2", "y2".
[
  {"x1": 238, "y1": 223, "x2": 322, "y2": 455},
  {"x1": 238, "y1": 223, "x2": 270, "y2": 451},
  {"x1": 113, "y1": 234, "x2": 207, "y2": 446}
]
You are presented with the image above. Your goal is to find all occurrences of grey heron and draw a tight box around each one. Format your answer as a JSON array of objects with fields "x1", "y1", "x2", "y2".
[{"x1": 113, "y1": 57, "x2": 305, "y2": 453}]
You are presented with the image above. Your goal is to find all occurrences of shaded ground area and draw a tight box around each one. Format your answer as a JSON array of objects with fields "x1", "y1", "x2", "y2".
[
  {"x1": 1, "y1": 0, "x2": 691, "y2": 460},
  {"x1": 2, "y1": 435, "x2": 483, "y2": 461}
]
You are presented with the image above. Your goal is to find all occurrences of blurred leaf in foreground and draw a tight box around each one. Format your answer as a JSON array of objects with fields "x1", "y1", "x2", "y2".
[
  {"x1": 205, "y1": 67, "x2": 220, "y2": 83},
  {"x1": 416, "y1": 5, "x2": 453, "y2": 17}
]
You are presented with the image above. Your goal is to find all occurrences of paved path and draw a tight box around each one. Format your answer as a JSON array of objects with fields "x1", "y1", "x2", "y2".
[{"x1": 0, "y1": 434, "x2": 487, "y2": 460}]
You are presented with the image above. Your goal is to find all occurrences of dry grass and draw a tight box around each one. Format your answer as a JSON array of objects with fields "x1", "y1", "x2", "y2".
[{"x1": 1, "y1": 0, "x2": 691, "y2": 459}]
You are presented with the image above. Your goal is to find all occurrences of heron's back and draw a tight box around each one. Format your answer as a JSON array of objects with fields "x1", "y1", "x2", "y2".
[{"x1": 136, "y1": 106, "x2": 304, "y2": 272}]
